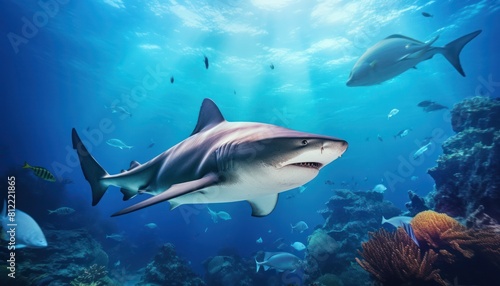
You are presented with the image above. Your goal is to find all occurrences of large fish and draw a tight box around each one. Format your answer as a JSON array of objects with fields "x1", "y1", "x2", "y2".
[
  {"x1": 346, "y1": 30, "x2": 481, "y2": 86},
  {"x1": 1, "y1": 201, "x2": 47, "y2": 249},
  {"x1": 255, "y1": 252, "x2": 302, "y2": 272},
  {"x1": 72, "y1": 98, "x2": 348, "y2": 217}
]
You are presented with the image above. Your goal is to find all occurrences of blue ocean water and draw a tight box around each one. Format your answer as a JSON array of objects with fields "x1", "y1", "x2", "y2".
[{"x1": 1, "y1": 0, "x2": 499, "y2": 284}]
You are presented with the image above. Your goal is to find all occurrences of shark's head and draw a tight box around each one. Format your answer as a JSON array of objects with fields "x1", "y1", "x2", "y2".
[
  {"x1": 230, "y1": 126, "x2": 348, "y2": 192},
  {"x1": 346, "y1": 61, "x2": 376, "y2": 87}
]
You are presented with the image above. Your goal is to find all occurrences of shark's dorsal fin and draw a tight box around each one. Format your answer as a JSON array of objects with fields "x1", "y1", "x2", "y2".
[
  {"x1": 191, "y1": 98, "x2": 225, "y2": 136},
  {"x1": 247, "y1": 194, "x2": 279, "y2": 217}
]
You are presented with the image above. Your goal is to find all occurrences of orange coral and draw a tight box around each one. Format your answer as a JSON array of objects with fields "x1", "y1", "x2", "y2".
[
  {"x1": 411, "y1": 210, "x2": 466, "y2": 247},
  {"x1": 411, "y1": 210, "x2": 500, "y2": 266},
  {"x1": 356, "y1": 228, "x2": 446, "y2": 286},
  {"x1": 411, "y1": 210, "x2": 475, "y2": 259}
]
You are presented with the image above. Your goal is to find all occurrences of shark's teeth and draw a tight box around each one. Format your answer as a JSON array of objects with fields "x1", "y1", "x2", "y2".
[{"x1": 291, "y1": 162, "x2": 322, "y2": 169}]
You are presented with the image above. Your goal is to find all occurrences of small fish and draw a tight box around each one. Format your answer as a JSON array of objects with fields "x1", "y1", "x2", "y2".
[
  {"x1": 410, "y1": 176, "x2": 418, "y2": 181},
  {"x1": 204, "y1": 55, "x2": 209, "y2": 69},
  {"x1": 170, "y1": 76, "x2": 174, "y2": 83},
  {"x1": 274, "y1": 237, "x2": 285, "y2": 244},
  {"x1": 204, "y1": 227, "x2": 208, "y2": 233},
  {"x1": 217, "y1": 211, "x2": 232, "y2": 221},
  {"x1": 277, "y1": 242, "x2": 288, "y2": 250},
  {"x1": 377, "y1": 134, "x2": 384, "y2": 142},
  {"x1": 268, "y1": 229, "x2": 272, "y2": 233},
  {"x1": 106, "y1": 105, "x2": 132, "y2": 117},
  {"x1": 290, "y1": 241, "x2": 306, "y2": 251},
  {"x1": 417, "y1": 100, "x2": 435, "y2": 107},
  {"x1": 402, "y1": 222, "x2": 420, "y2": 246},
  {"x1": 255, "y1": 252, "x2": 302, "y2": 273},
  {"x1": 424, "y1": 103, "x2": 448, "y2": 112},
  {"x1": 1, "y1": 201, "x2": 47, "y2": 249},
  {"x1": 421, "y1": 12, "x2": 433, "y2": 17},
  {"x1": 413, "y1": 142, "x2": 432, "y2": 159},
  {"x1": 114, "y1": 260, "x2": 121, "y2": 267},
  {"x1": 48, "y1": 207, "x2": 75, "y2": 215},
  {"x1": 147, "y1": 139, "x2": 156, "y2": 149},
  {"x1": 106, "y1": 139, "x2": 133, "y2": 149},
  {"x1": 270, "y1": 63, "x2": 275, "y2": 70},
  {"x1": 422, "y1": 136, "x2": 434, "y2": 145},
  {"x1": 394, "y1": 128, "x2": 412, "y2": 139},
  {"x1": 291, "y1": 221, "x2": 309, "y2": 233},
  {"x1": 256, "y1": 237, "x2": 263, "y2": 244},
  {"x1": 372, "y1": 184, "x2": 387, "y2": 193},
  {"x1": 381, "y1": 215, "x2": 412, "y2": 228},
  {"x1": 387, "y1": 108, "x2": 399, "y2": 119},
  {"x1": 207, "y1": 207, "x2": 232, "y2": 223},
  {"x1": 145, "y1": 223, "x2": 158, "y2": 229},
  {"x1": 23, "y1": 162, "x2": 56, "y2": 182},
  {"x1": 106, "y1": 233, "x2": 125, "y2": 242}
]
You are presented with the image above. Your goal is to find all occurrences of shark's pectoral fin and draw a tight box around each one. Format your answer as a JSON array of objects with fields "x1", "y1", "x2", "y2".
[
  {"x1": 111, "y1": 173, "x2": 219, "y2": 217},
  {"x1": 247, "y1": 194, "x2": 279, "y2": 217}
]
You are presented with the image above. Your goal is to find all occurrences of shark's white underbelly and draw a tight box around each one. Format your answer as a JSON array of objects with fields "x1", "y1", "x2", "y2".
[{"x1": 168, "y1": 165, "x2": 318, "y2": 206}]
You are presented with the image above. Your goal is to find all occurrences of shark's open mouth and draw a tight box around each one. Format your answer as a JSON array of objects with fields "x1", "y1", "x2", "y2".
[{"x1": 291, "y1": 162, "x2": 322, "y2": 169}]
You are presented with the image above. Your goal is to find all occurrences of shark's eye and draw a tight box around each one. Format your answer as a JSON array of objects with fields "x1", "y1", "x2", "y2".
[{"x1": 301, "y1": 139, "x2": 308, "y2": 145}]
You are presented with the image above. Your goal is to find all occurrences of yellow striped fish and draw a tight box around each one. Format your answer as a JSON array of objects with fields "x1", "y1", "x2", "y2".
[{"x1": 23, "y1": 162, "x2": 56, "y2": 182}]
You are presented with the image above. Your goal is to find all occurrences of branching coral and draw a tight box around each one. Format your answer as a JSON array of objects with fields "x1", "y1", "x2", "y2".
[
  {"x1": 412, "y1": 210, "x2": 500, "y2": 268},
  {"x1": 355, "y1": 228, "x2": 446, "y2": 286},
  {"x1": 71, "y1": 264, "x2": 108, "y2": 285}
]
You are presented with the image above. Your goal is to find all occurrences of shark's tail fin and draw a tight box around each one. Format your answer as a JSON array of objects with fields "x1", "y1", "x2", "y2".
[
  {"x1": 442, "y1": 30, "x2": 481, "y2": 77},
  {"x1": 72, "y1": 128, "x2": 110, "y2": 206}
]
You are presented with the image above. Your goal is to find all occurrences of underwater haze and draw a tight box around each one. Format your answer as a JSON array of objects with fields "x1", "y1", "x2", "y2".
[{"x1": 1, "y1": 0, "x2": 499, "y2": 285}]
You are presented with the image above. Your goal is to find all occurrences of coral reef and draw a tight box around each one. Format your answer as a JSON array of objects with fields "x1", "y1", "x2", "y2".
[
  {"x1": 138, "y1": 243, "x2": 205, "y2": 286},
  {"x1": 428, "y1": 96, "x2": 500, "y2": 221},
  {"x1": 356, "y1": 228, "x2": 446, "y2": 286},
  {"x1": 11, "y1": 228, "x2": 115, "y2": 285},
  {"x1": 404, "y1": 190, "x2": 429, "y2": 216},
  {"x1": 203, "y1": 254, "x2": 256, "y2": 286},
  {"x1": 70, "y1": 264, "x2": 108, "y2": 286},
  {"x1": 354, "y1": 210, "x2": 500, "y2": 285},
  {"x1": 465, "y1": 205, "x2": 500, "y2": 232},
  {"x1": 313, "y1": 273, "x2": 344, "y2": 286},
  {"x1": 307, "y1": 229, "x2": 339, "y2": 263},
  {"x1": 411, "y1": 210, "x2": 500, "y2": 267},
  {"x1": 304, "y1": 189, "x2": 401, "y2": 285},
  {"x1": 410, "y1": 210, "x2": 470, "y2": 258}
]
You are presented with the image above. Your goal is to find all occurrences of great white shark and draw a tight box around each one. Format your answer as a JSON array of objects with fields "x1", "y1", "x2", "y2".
[
  {"x1": 346, "y1": 30, "x2": 482, "y2": 86},
  {"x1": 72, "y1": 98, "x2": 348, "y2": 217}
]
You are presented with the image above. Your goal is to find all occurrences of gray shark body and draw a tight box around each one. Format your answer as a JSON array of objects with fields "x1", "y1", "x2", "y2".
[
  {"x1": 346, "y1": 30, "x2": 481, "y2": 86},
  {"x1": 72, "y1": 98, "x2": 348, "y2": 217}
]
